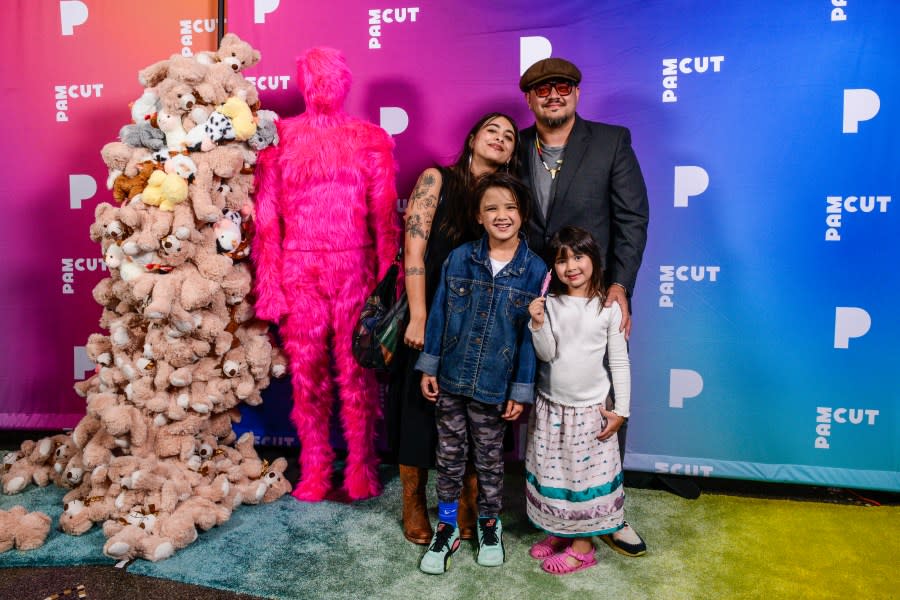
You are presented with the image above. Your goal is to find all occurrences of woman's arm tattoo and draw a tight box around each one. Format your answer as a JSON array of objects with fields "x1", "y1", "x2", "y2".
[{"x1": 406, "y1": 214, "x2": 428, "y2": 239}]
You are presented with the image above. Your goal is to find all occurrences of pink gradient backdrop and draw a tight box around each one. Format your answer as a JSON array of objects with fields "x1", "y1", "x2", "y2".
[{"x1": 1, "y1": 1, "x2": 217, "y2": 428}]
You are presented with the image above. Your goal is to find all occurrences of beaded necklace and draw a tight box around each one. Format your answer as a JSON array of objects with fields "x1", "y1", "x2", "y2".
[{"x1": 535, "y1": 137, "x2": 564, "y2": 180}]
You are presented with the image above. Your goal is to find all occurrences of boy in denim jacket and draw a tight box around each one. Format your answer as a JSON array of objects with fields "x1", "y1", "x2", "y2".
[{"x1": 416, "y1": 172, "x2": 546, "y2": 574}]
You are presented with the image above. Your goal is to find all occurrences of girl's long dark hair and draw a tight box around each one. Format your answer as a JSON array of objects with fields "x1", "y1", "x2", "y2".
[
  {"x1": 439, "y1": 112, "x2": 520, "y2": 245},
  {"x1": 547, "y1": 226, "x2": 605, "y2": 303}
]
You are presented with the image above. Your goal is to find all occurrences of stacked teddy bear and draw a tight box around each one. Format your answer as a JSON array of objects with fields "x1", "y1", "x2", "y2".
[{"x1": 0, "y1": 34, "x2": 292, "y2": 562}]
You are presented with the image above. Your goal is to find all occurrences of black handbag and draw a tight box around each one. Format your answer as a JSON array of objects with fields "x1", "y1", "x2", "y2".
[{"x1": 352, "y1": 249, "x2": 409, "y2": 370}]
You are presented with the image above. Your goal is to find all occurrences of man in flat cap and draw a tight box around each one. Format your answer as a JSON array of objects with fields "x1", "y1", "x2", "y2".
[{"x1": 518, "y1": 57, "x2": 650, "y2": 558}]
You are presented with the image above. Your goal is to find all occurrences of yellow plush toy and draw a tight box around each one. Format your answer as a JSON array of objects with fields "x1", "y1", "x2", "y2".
[
  {"x1": 217, "y1": 97, "x2": 257, "y2": 141},
  {"x1": 142, "y1": 170, "x2": 188, "y2": 211}
]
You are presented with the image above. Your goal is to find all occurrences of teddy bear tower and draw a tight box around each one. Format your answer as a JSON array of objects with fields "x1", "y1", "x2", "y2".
[{"x1": 1, "y1": 33, "x2": 292, "y2": 562}]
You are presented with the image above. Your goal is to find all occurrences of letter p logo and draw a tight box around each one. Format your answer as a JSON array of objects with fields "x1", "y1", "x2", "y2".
[
  {"x1": 380, "y1": 107, "x2": 409, "y2": 136},
  {"x1": 255, "y1": 0, "x2": 280, "y2": 24},
  {"x1": 674, "y1": 166, "x2": 709, "y2": 208},
  {"x1": 73, "y1": 346, "x2": 94, "y2": 380},
  {"x1": 60, "y1": 1, "x2": 88, "y2": 36},
  {"x1": 520, "y1": 36, "x2": 552, "y2": 76},
  {"x1": 834, "y1": 307, "x2": 871, "y2": 349},
  {"x1": 843, "y1": 89, "x2": 880, "y2": 133},
  {"x1": 69, "y1": 174, "x2": 97, "y2": 209},
  {"x1": 669, "y1": 369, "x2": 703, "y2": 408}
]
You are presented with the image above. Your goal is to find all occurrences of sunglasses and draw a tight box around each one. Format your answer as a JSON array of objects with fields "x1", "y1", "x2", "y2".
[{"x1": 531, "y1": 80, "x2": 575, "y2": 98}]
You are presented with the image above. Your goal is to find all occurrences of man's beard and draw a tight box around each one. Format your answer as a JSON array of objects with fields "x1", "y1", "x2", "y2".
[{"x1": 540, "y1": 111, "x2": 573, "y2": 129}]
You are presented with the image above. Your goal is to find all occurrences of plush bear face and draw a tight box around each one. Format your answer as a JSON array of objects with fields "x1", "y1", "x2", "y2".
[
  {"x1": 261, "y1": 458, "x2": 292, "y2": 502},
  {"x1": 156, "y1": 79, "x2": 197, "y2": 115},
  {"x1": 159, "y1": 234, "x2": 195, "y2": 267},
  {"x1": 217, "y1": 33, "x2": 261, "y2": 72},
  {"x1": 86, "y1": 333, "x2": 113, "y2": 366},
  {"x1": 52, "y1": 438, "x2": 78, "y2": 477},
  {"x1": 62, "y1": 454, "x2": 87, "y2": 489},
  {"x1": 91, "y1": 203, "x2": 132, "y2": 245},
  {"x1": 222, "y1": 347, "x2": 247, "y2": 379}
]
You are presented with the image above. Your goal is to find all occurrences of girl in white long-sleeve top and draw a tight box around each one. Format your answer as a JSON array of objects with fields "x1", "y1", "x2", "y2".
[{"x1": 525, "y1": 226, "x2": 632, "y2": 575}]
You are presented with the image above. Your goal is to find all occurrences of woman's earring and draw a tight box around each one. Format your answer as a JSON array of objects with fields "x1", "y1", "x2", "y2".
[
  {"x1": 505, "y1": 161, "x2": 510, "y2": 172},
  {"x1": 468, "y1": 153, "x2": 472, "y2": 170}
]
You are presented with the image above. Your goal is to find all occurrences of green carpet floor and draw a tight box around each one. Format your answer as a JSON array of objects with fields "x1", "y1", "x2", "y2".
[{"x1": 1, "y1": 466, "x2": 897, "y2": 600}]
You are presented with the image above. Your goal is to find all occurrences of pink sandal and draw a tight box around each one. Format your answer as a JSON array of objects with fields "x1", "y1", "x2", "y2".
[
  {"x1": 529, "y1": 535, "x2": 571, "y2": 559},
  {"x1": 541, "y1": 546, "x2": 598, "y2": 575}
]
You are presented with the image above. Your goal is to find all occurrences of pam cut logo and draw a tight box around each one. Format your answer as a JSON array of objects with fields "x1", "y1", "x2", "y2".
[
  {"x1": 814, "y1": 406, "x2": 879, "y2": 449},
  {"x1": 659, "y1": 265, "x2": 721, "y2": 308},
  {"x1": 61, "y1": 257, "x2": 108, "y2": 295},
  {"x1": 55, "y1": 84, "x2": 105, "y2": 122},
  {"x1": 179, "y1": 19, "x2": 218, "y2": 57},
  {"x1": 824, "y1": 195, "x2": 891, "y2": 242},
  {"x1": 661, "y1": 56, "x2": 725, "y2": 103},
  {"x1": 368, "y1": 7, "x2": 421, "y2": 49}
]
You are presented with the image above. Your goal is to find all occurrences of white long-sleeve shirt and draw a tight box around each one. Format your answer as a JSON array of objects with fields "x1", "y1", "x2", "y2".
[{"x1": 528, "y1": 295, "x2": 631, "y2": 416}]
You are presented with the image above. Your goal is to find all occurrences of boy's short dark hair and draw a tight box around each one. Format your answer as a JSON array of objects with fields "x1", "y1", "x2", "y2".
[{"x1": 472, "y1": 171, "x2": 533, "y2": 227}]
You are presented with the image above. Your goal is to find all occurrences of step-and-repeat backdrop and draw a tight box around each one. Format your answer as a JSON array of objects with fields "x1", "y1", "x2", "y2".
[{"x1": 2, "y1": 1, "x2": 897, "y2": 491}]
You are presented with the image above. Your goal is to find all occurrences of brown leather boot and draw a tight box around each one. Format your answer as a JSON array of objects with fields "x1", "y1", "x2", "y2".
[
  {"x1": 399, "y1": 465, "x2": 432, "y2": 545},
  {"x1": 457, "y1": 463, "x2": 478, "y2": 540}
]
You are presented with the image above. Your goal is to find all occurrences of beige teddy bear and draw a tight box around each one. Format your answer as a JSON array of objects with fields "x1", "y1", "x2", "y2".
[
  {"x1": 138, "y1": 53, "x2": 207, "y2": 88},
  {"x1": 0, "y1": 506, "x2": 52, "y2": 551}
]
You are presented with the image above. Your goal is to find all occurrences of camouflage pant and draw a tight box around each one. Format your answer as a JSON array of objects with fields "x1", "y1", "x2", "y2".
[{"x1": 435, "y1": 393, "x2": 507, "y2": 516}]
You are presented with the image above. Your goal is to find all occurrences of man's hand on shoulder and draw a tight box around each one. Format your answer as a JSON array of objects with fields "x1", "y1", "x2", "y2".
[{"x1": 604, "y1": 283, "x2": 631, "y2": 340}]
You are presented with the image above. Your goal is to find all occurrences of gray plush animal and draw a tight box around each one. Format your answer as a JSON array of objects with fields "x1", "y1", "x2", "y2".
[
  {"x1": 247, "y1": 110, "x2": 279, "y2": 151},
  {"x1": 119, "y1": 121, "x2": 166, "y2": 152}
]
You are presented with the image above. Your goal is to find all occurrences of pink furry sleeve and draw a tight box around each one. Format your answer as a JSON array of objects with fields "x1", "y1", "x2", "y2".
[
  {"x1": 364, "y1": 128, "x2": 401, "y2": 280},
  {"x1": 251, "y1": 144, "x2": 288, "y2": 321}
]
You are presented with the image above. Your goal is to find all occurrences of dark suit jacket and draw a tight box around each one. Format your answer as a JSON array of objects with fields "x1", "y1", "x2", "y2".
[{"x1": 519, "y1": 114, "x2": 649, "y2": 295}]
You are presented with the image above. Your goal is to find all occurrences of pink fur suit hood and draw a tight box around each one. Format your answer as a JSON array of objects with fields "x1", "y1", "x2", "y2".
[{"x1": 252, "y1": 47, "x2": 400, "y2": 501}]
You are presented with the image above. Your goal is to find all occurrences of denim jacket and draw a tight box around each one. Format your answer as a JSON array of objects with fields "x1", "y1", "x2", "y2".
[{"x1": 415, "y1": 235, "x2": 547, "y2": 405}]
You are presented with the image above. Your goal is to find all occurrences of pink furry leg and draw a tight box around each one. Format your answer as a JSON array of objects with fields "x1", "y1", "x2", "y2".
[
  {"x1": 281, "y1": 301, "x2": 335, "y2": 502},
  {"x1": 333, "y1": 258, "x2": 382, "y2": 500}
]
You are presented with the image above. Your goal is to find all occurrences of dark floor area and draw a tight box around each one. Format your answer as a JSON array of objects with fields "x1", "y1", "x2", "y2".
[{"x1": 0, "y1": 565, "x2": 267, "y2": 600}]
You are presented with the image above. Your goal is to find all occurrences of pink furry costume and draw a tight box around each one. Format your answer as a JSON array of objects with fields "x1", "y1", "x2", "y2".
[{"x1": 252, "y1": 48, "x2": 399, "y2": 501}]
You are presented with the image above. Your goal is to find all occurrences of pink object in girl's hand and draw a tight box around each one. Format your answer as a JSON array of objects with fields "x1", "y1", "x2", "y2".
[{"x1": 540, "y1": 270, "x2": 552, "y2": 296}]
